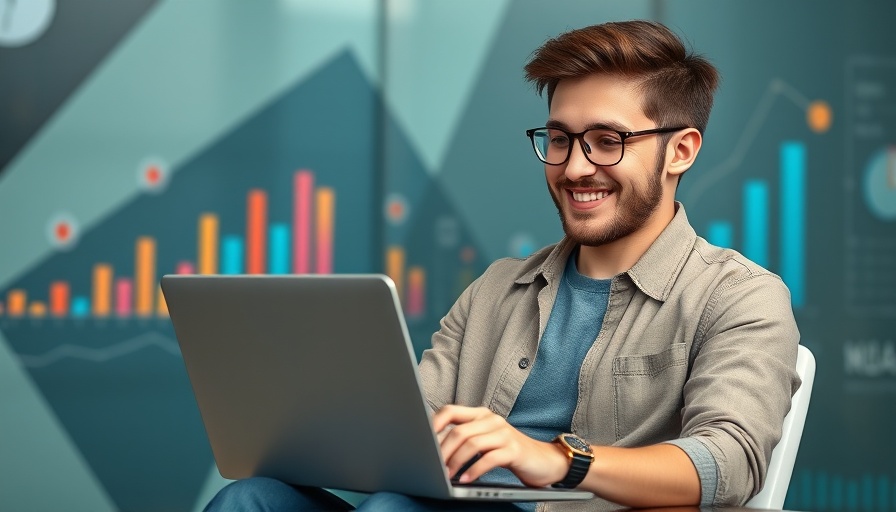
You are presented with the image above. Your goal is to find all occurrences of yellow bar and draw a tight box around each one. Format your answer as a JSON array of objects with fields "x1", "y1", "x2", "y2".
[
  {"x1": 93, "y1": 263, "x2": 113, "y2": 316},
  {"x1": 386, "y1": 246, "x2": 405, "y2": 301},
  {"x1": 29, "y1": 301, "x2": 47, "y2": 318},
  {"x1": 199, "y1": 213, "x2": 219, "y2": 274},
  {"x1": 135, "y1": 237, "x2": 156, "y2": 316},
  {"x1": 7, "y1": 289, "x2": 26, "y2": 317},
  {"x1": 315, "y1": 188, "x2": 335, "y2": 274},
  {"x1": 156, "y1": 285, "x2": 168, "y2": 317}
]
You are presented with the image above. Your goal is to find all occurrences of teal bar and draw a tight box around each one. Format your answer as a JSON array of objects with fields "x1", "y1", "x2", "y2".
[
  {"x1": 816, "y1": 471, "x2": 829, "y2": 511},
  {"x1": 878, "y1": 475, "x2": 890, "y2": 512},
  {"x1": 744, "y1": 180, "x2": 769, "y2": 268},
  {"x1": 781, "y1": 141, "x2": 806, "y2": 307},
  {"x1": 222, "y1": 235, "x2": 244, "y2": 275},
  {"x1": 848, "y1": 480, "x2": 859, "y2": 511},
  {"x1": 71, "y1": 296, "x2": 90, "y2": 318},
  {"x1": 862, "y1": 475, "x2": 875, "y2": 512},
  {"x1": 832, "y1": 476, "x2": 845, "y2": 510},
  {"x1": 802, "y1": 470, "x2": 814, "y2": 510},
  {"x1": 269, "y1": 223, "x2": 290, "y2": 275},
  {"x1": 707, "y1": 221, "x2": 734, "y2": 248}
]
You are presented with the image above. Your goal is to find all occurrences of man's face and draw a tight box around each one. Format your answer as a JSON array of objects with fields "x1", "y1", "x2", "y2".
[{"x1": 545, "y1": 74, "x2": 669, "y2": 247}]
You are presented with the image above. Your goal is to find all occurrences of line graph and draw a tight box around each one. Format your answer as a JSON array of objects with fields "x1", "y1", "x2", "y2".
[
  {"x1": 684, "y1": 78, "x2": 828, "y2": 206},
  {"x1": 16, "y1": 331, "x2": 180, "y2": 368}
]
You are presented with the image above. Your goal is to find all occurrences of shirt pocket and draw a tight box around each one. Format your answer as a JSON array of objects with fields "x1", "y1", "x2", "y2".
[{"x1": 612, "y1": 343, "x2": 688, "y2": 442}]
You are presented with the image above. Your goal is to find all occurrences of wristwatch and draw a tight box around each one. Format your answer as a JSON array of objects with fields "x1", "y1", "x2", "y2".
[{"x1": 551, "y1": 433, "x2": 594, "y2": 489}]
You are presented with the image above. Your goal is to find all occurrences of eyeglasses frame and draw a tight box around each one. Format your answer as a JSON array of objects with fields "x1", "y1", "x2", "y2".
[{"x1": 525, "y1": 125, "x2": 689, "y2": 166}]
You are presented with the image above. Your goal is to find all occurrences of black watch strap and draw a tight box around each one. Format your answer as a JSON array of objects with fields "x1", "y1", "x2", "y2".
[
  {"x1": 552, "y1": 451, "x2": 591, "y2": 489},
  {"x1": 551, "y1": 434, "x2": 593, "y2": 489}
]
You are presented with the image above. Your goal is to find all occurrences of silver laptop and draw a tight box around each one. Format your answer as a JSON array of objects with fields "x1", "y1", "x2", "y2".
[{"x1": 161, "y1": 274, "x2": 592, "y2": 502}]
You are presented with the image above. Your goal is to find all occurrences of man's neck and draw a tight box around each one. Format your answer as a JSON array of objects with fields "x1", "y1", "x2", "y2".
[{"x1": 575, "y1": 203, "x2": 678, "y2": 280}]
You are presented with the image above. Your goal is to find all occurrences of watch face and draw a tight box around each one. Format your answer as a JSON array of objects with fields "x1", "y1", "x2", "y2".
[{"x1": 563, "y1": 434, "x2": 592, "y2": 455}]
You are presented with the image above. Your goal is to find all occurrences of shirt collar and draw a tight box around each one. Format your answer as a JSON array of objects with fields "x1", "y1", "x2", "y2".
[{"x1": 514, "y1": 202, "x2": 696, "y2": 302}]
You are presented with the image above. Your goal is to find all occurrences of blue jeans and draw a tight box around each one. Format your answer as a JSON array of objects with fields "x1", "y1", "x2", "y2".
[{"x1": 205, "y1": 477, "x2": 528, "y2": 511}]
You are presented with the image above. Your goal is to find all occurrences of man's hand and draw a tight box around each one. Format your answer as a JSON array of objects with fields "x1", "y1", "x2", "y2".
[{"x1": 432, "y1": 405, "x2": 568, "y2": 487}]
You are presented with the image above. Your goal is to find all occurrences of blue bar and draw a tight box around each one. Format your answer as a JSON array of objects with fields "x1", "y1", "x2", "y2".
[
  {"x1": 878, "y1": 475, "x2": 890, "y2": 512},
  {"x1": 707, "y1": 221, "x2": 734, "y2": 248},
  {"x1": 781, "y1": 141, "x2": 806, "y2": 308},
  {"x1": 222, "y1": 235, "x2": 244, "y2": 275},
  {"x1": 847, "y1": 480, "x2": 859, "y2": 512},
  {"x1": 862, "y1": 475, "x2": 874, "y2": 512},
  {"x1": 269, "y1": 223, "x2": 290, "y2": 275},
  {"x1": 802, "y1": 470, "x2": 814, "y2": 510},
  {"x1": 744, "y1": 180, "x2": 769, "y2": 268},
  {"x1": 816, "y1": 471, "x2": 829, "y2": 511},
  {"x1": 71, "y1": 296, "x2": 90, "y2": 318},
  {"x1": 832, "y1": 476, "x2": 845, "y2": 511}
]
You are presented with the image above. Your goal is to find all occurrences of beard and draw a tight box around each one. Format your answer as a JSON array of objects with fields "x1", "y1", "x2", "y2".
[{"x1": 548, "y1": 151, "x2": 665, "y2": 247}]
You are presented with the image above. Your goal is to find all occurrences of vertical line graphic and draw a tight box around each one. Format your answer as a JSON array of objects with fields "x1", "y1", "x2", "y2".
[
  {"x1": 92, "y1": 264, "x2": 113, "y2": 317},
  {"x1": 707, "y1": 221, "x2": 734, "y2": 248},
  {"x1": 50, "y1": 281, "x2": 70, "y2": 318},
  {"x1": 744, "y1": 180, "x2": 770, "y2": 268},
  {"x1": 8, "y1": 290, "x2": 26, "y2": 317},
  {"x1": 198, "y1": 214, "x2": 219, "y2": 274},
  {"x1": 135, "y1": 237, "x2": 156, "y2": 316},
  {"x1": 294, "y1": 170, "x2": 313, "y2": 273},
  {"x1": 315, "y1": 187, "x2": 335, "y2": 274},
  {"x1": 407, "y1": 266, "x2": 426, "y2": 317},
  {"x1": 222, "y1": 236, "x2": 244, "y2": 275},
  {"x1": 781, "y1": 141, "x2": 806, "y2": 307},
  {"x1": 269, "y1": 223, "x2": 290, "y2": 275},
  {"x1": 387, "y1": 246, "x2": 406, "y2": 301},
  {"x1": 115, "y1": 278, "x2": 133, "y2": 317},
  {"x1": 247, "y1": 189, "x2": 268, "y2": 274}
]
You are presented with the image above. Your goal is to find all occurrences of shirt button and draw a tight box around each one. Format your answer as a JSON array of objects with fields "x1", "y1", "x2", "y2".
[{"x1": 518, "y1": 357, "x2": 530, "y2": 369}]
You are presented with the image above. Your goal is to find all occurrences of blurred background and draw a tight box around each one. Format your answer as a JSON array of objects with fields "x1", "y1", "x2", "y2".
[{"x1": 1, "y1": 1, "x2": 895, "y2": 510}]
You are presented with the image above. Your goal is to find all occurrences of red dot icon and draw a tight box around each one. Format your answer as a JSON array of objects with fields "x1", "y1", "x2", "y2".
[
  {"x1": 146, "y1": 166, "x2": 161, "y2": 185},
  {"x1": 55, "y1": 222, "x2": 71, "y2": 242}
]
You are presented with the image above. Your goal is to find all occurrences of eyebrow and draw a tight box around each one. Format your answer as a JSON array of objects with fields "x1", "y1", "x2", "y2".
[{"x1": 545, "y1": 119, "x2": 630, "y2": 132}]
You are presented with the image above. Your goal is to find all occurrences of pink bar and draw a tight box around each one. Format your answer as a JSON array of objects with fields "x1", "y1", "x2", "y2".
[
  {"x1": 115, "y1": 278, "x2": 133, "y2": 317},
  {"x1": 176, "y1": 261, "x2": 195, "y2": 274},
  {"x1": 293, "y1": 170, "x2": 313, "y2": 273},
  {"x1": 407, "y1": 284, "x2": 422, "y2": 317}
]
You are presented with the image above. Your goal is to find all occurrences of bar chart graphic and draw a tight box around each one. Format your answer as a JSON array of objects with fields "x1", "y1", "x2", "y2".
[
  {"x1": 0, "y1": 170, "x2": 337, "y2": 320},
  {"x1": 704, "y1": 143, "x2": 808, "y2": 308},
  {"x1": 0, "y1": 51, "x2": 379, "y2": 512}
]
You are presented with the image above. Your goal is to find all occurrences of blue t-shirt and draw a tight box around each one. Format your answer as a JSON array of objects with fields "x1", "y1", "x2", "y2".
[{"x1": 478, "y1": 251, "x2": 611, "y2": 506}]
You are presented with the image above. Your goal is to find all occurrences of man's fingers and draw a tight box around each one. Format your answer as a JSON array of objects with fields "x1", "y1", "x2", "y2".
[{"x1": 432, "y1": 405, "x2": 490, "y2": 432}]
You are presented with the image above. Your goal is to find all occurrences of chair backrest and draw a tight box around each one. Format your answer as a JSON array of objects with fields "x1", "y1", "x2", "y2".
[{"x1": 745, "y1": 344, "x2": 816, "y2": 509}]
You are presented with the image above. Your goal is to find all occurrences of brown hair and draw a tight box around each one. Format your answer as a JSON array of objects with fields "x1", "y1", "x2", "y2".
[{"x1": 524, "y1": 20, "x2": 720, "y2": 134}]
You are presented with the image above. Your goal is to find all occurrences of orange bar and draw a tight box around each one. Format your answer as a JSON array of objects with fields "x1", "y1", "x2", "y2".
[
  {"x1": 386, "y1": 246, "x2": 405, "y2": 301},
  {"x1": 135, "y1": 237, "x2": 156, "y2": 316},
  {"x1": 247, "y1": 190, "x2": 268, "y2": 274},
  {"x1": 198, "y1": 213, "x2": 219, "y2": 274},
  {"x1": 50, "y1": 281, "x2": 70, "y2": 318},
  {"x1": 0, "y1": 302, "x2": 4, "y2": 316},
  {"x1": 407, "y1": 266, "x2": 426, "y2": 316},
  {"x1": 93, "y1": 263, "x2": 113, "y2": 316},
  {"x1": 156, "y1": 285, "x2": 168, "y2": 317},
  {"x1": 29, "y1": 301, "x2": 47, "y2": 318},
  {"x1": 315, "y1": 188, "x2": 335, "y2": 274},
  {"x1": 7, "y1": 290, "x2": 26, "y2": 317}
]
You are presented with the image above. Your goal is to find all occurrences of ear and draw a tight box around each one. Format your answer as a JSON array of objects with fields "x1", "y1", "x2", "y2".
[{"x1": 666, "y1": 128, "x2": 702, "y2": 178}]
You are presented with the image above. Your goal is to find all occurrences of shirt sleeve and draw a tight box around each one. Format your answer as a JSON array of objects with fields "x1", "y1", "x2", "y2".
[
  {"x1": 679, "y1": 272, "x2": 801, "y2": 505},
  {"x1": 664, "y1": 438, "x2": 719, "y2": 506}
]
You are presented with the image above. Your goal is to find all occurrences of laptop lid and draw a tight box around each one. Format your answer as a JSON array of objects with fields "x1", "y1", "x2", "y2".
[{"x1": 162, "y1": 274, "x2": 592, "y2": 502}]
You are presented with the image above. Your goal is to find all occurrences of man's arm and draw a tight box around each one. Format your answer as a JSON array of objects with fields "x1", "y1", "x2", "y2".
[{"x1": 434, "y1": 405, "x2": 700, "y2": 508}]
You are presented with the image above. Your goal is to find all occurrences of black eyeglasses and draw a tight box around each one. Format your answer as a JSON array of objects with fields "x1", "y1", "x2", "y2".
[{"x1": 525, "y1": 126, "x2": 688, "y2": 166}]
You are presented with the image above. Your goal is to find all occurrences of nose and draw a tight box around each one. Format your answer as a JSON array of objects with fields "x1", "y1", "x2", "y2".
[{"x1": 563, "y1": 137, "x2": 597, "y2": 181}]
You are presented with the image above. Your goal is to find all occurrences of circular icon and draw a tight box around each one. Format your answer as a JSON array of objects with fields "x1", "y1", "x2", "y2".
[
  {"x1": 137, "y1": 158, "x2": 169, "y2": 193},
  {"x1": 806, "y1": 100, "x2": 832, "y2": 134},
  {"x1": 46, "y1": 212, "x2": 79, "y2": 250},
  {"x1": 384, "y1": 193, "x2": 409, "y2": 225},
  {"x1": 0, "y1": 0, "x2": 55, "y2": 47},
  {"x1": 863, "y1": 146, "x2": 896, "y2": 221}
]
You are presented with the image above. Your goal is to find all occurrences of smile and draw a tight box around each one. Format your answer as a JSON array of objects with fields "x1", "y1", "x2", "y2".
[{"x1": 570, "y1": 190, "x2": 611, "y2": 202}]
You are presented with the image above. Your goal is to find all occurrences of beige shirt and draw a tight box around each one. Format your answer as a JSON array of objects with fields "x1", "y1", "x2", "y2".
[{"x1": 418, "y1": 204, "x2": 801, "y2": 511}]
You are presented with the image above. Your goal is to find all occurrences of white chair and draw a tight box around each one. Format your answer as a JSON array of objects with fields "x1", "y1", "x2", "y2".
[{"x1": 745, "y1": 344, "x2": 816, "y2": 509}]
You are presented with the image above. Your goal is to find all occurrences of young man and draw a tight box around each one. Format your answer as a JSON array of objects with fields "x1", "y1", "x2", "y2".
[{"x1": 207, "y1": 20, "x2": 800, "y2": 512}]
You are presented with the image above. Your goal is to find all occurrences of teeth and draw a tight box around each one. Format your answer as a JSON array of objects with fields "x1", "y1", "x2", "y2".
[{"x1": 572, "y1": 191, "x2": 609, "y2": 202}]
